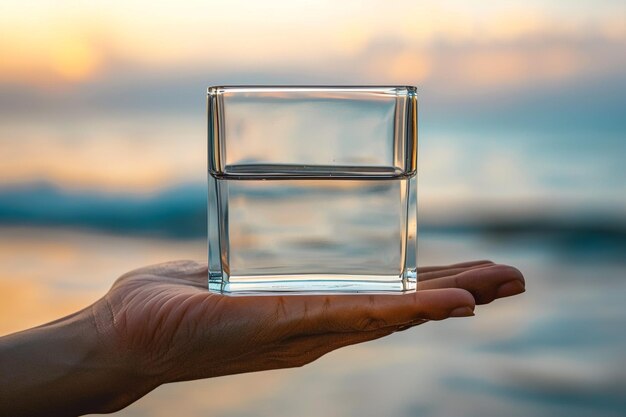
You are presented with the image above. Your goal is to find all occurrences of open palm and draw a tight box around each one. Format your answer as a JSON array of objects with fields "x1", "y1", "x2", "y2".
[{"x1": 93, "y1": 259, "x2": 524, "y2": 386}]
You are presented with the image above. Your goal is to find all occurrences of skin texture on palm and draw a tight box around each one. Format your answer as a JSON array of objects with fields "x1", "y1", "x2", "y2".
[
  {"x1": 95, "y1": 260, "x2": 525, "y2": 383},
  {"x1": 0, "y1": 259, "x2": 525, "y2": 416}
]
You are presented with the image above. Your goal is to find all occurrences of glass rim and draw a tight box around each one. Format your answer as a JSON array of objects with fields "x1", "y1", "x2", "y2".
[{"x1": 207, "y1": 85, "x2": 417, "y2": 96}]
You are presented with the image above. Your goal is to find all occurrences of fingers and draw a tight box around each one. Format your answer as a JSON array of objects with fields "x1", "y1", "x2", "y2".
[
  {"x1": 271, "y1": 288, "x2": 476, "y2": 336},
  {"x1": 418, "y1": 264, "x2": 525, "y2": 304},
  {"x1": 138, "y1": 259, "x2": 494, "y2": 286},
  {"x1": 418, "y1": 260, "x2": 493, "y2": 274},
  {"x1": 147, "y1": 259, "x2": 493, "y2": 288},
  {"x1": 418, "y1": 261, "x2": 495, "y2": 281}
]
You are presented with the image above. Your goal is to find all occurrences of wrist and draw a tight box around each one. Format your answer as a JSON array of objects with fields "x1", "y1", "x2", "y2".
[
  {"x1": 0, "y1": 302, "x2": 158, "y2": 416},
  {"x1": 87, "y1": 298, "x2": 162, "y2": 412}
]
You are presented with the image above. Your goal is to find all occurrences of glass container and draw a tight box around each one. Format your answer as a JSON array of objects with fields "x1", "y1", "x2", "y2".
[{"x1": 208, "y1": 86, "x2": 417, "y2": 294}]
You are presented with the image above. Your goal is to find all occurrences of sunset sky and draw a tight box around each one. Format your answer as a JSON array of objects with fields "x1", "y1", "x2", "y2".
[
  {"x1": 1, "y1": 1, "x2": 624, "y2": 85},
  {"x1": 0, "y1": 0, "x2": 624, "y2": 214}
]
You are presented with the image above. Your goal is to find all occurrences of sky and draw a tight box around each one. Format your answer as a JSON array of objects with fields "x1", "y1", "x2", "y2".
[{"x1": 0, "y1": 0, "x2": 625, "y2": 221}]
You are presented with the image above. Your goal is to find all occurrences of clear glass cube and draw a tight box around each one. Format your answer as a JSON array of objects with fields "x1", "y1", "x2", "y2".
[{"x1": 208, "y1": 86, "x2": 417, "y2": 294}]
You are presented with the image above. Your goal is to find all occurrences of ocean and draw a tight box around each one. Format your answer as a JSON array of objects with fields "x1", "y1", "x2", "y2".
[{"x1": 1, "y1": 222, "x2": 623, "y2": 417}]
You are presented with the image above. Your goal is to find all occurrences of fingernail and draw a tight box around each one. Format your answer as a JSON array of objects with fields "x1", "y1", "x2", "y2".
[
  {"x1": 449, "y1": 306, "x2": 475, "y2": 318},
  {"x1": 495, "y1": 279, "x2": 525, "y2": 298}
]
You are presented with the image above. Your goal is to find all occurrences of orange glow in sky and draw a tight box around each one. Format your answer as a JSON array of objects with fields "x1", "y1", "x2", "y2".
[
  {"x1": 0, "y1": 0, "x2": 624, "y2": 87},
  {"x1": 0, "y1": 0, "x2": 624, "y2": 191}
]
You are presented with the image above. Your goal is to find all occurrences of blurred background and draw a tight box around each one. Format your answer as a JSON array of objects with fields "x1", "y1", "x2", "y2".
[{"x1": 1, "y1": 1, "x2": 625, "y2": 416}]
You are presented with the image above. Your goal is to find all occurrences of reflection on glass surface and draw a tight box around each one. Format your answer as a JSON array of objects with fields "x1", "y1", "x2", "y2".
[{"x1": 208, "y1": 86, "x2": 417, "y2": 293}]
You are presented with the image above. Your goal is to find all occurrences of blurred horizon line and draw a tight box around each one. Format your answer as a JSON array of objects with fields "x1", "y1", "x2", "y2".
[{"x1": 1, "y1": 181, "x2": 625, "y2": 248}]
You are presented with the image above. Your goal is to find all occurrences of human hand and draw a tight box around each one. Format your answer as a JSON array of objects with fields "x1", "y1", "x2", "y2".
[
  {"x1": 93, "y1": 260, "x2": 525, "y2": 387},
  {"x1": 0, "y1": 259, "x2": 524, "y2": 416}
]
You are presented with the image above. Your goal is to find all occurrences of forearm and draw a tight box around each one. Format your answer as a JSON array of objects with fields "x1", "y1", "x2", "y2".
[{"x1": 0, "y1": 305, "x2": 156, "y2": 416}]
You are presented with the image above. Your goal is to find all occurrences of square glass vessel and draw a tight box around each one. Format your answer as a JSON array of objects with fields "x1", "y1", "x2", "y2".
[{"x1": 208, "y1": 86, "x2": 418, "y2": 294}]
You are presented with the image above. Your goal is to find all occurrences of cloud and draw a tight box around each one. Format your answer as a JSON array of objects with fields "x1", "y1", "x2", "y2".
[{"x1": 1, "y1": 0, "x2": 625, "y2": 89}]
